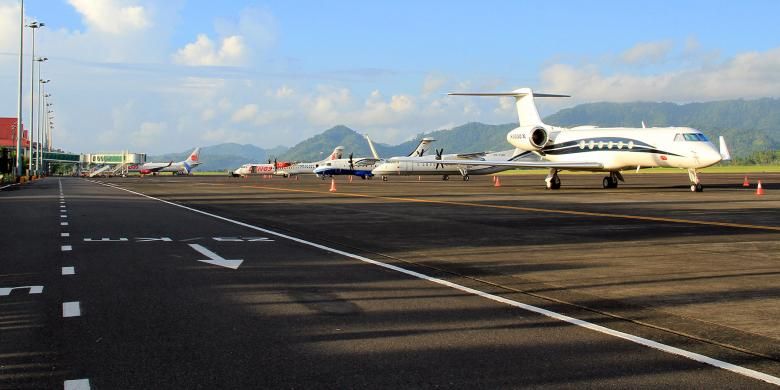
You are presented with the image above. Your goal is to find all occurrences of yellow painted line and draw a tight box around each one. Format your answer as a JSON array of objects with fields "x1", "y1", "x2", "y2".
[{"x1": 235, "y1": 184, "x2": 780, "y2": 232}]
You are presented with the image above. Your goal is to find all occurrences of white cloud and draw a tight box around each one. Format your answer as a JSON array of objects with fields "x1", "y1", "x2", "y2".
[
  {"x1": 541, "y1": 46, "x2": 780, "y2": 103},
  {"x1": 422, "y1": 74, "x2": 447, "y2": 95},
  {"x1": 621, "y1": 41, "x2": 673, "y2": 64},
  {"x1": 172, "y1": 34, "x2": 246, "y2": 66},
  {"x1": 231, "y1": 104, "x2": 259, "y2": 123},
  {"x1": 268, "y1": 85, "x2": 294, "y2": 98},
  {"x1": 67, "y1": 0, "x2": 150, "y2": 34}
]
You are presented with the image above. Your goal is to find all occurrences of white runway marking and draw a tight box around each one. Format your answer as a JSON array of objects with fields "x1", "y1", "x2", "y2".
[
  {"x1": 62, "y1": 267, "x2": 75, "y2": 275},
  {"x1": 91, "y1": 180, "x2": 780, "y2": 386},
  {"x1": 61, "y1": 233, "x2": 70, "y2": 237},
  {"x1": 64, "y1": 379, "x2": 90, "y2": 390},
  {"x1": 61, "y1": 205, "x2": 66, "y2": 208},
  {"x1": 61, "y1": 245, "x2": 72, "y2": 251},
  {"x1": 61, "y1": 222, "x2": 69, "y2": 226},
  {"x1": 63, "y1": 301, "x2": 81, "y2": 317},
  {"x1": 60, "y1": 214, "x2": 67, "y2": 218},
  {"x1": 0, "y1": 286, "x2": 43, "y2": 296}
]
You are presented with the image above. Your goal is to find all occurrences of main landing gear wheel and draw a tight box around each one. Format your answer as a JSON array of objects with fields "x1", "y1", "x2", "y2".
[
  {"x1": 691, "y1": 183, "x2": 703, "y2": 192},
  {"x1": 442, "y1": 175, "x2": 449, "y2": 181},
  {"x1": 547, "y1": 175, "x2": 561, "y2": 190},
  {"x1": 382, "y1": 176, "x2": 388, "y2": 181},
  {"x1": 602, "y1": 176, "x2": 618, "y2": 189},
  {"x1": 463, "y1": 175, "x2": 470, "y2": 181}
]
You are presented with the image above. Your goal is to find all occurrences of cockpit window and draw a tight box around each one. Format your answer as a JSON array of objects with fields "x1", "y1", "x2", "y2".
[
  {"x1": 696, "y1": 133, "x2": 709, "y2": 141},
  {"x1": 674, "y1": 134, "x2": 684, "y2": 142}
]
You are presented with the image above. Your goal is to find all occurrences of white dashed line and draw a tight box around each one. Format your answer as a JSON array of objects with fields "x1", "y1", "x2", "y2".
[
  {"x1": 61, "y1": 245, "x2": 72, "y2": 251},
  {"x1": 61, "y1": 232, "x2": 70, "y2": 237},
  {"x1": 60, "y1": 205, "x2": 66, "y2": 208},
  {"x1": 62, "y1": 301, "x2": 81, "y2": 317},
  {"x1": 62, "y1": 267, "x2": 75, "y2": 275},
  {"x1": 92, "y1": 179, "x2": 780, "y2": 387},
  {"x1": 60, "y1": 215, "x2": 68, "y2": 218},
  {"x1": 61, "y1": 222, "x2": 69, "y2": 226},
  {"x1": 64, "y1": 379, "x2": 90, "y2": 390}
]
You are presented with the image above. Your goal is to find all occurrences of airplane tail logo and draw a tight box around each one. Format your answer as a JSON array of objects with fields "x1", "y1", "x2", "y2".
[
  {"x1": 186, "y1": 147, "x2": 201, "y2": 164},
  {"x1": 329, "y1": 146, "x2": 345, "y2": 160}
]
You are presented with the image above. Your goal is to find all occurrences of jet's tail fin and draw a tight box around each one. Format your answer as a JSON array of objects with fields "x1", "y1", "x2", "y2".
[
  {"x1": 719, "y1": 136, "x2": 731, "y2": 161},
  {"x1": 328, "y1": 146, "x2": 345, "y2": 160},
  {"x1": 185, "y1": 147, "x2": 201, "y2": 165},
  {"x1": 364, "y1": 134, "x2": 380, "y2": 159},
  {"x1": 449, "y1": 88, "x2": 569, "y2": 127},
  {"x1": 407, "y1": 137, "x2": 435, "y2": 157}
]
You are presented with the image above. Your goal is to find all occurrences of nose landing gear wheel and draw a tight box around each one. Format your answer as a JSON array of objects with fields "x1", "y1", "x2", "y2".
[
  {"x1": 547, "y1": 176, "x2": 561, "y2": 190},
  {"x1": 382, "y1": 176, "x2": 388, "y2": 181},
  {"x1": 691, "y1": 183, "x2": 703, "y2": 192},
  {"x1": 602, "y1": 176, "x2": 618, "y2": 189},
  {"x1": 442, "y1": 175, "x2": 449, "y2": 181}
]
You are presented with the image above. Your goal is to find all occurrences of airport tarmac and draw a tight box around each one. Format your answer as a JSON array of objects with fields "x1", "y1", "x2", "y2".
[{"x1": 1, "y1": 173, "x2": 779, "y2": 388}]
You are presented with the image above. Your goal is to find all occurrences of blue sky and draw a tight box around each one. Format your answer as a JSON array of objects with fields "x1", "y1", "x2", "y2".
[{"x1": 2, "y1": 0, "x2": 779, "y2": 153}]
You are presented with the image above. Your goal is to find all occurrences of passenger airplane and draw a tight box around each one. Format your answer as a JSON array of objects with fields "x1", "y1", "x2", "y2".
[
  {"x1": 130, "y1": 147, "x2": 202, "y2": 175},
  {"x1": 392, "y1": 88, "x2": 728, "y2": 192},
  {"x1": 231, "y1": 159, "x2": 292, "y2": 177},
  {"x1": 269, "y1": 146, "x2": 346, "y2": 177},
  {"x1": 313, "y1": 136, "x2": 434, "y2": 179},
  {"x1": 373, "y1": 146, "x2": 534, "y2": 181}
]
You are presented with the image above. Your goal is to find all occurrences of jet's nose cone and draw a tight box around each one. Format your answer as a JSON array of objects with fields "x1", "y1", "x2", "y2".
[{"x1": 701, "y1": 145, "x2": 722, "y2": 167}]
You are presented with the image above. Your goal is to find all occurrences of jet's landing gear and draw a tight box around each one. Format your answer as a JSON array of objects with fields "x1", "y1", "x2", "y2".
[
  {"x1": 545, "y1": 169, "x2": 561, "y2": 190},
  {"x1": 602, "y1": 172, "x2": 623, "y2": 189},
  {"x1": 462, "y1": 175, "x2": 470, "y2": 181},
  {"x1": 458, "y1": 168, "x2": 470, "y2": 181},
  {"x1": 442, "y1": 175, "x2": 449, "y2": 181},
  {"x1": 688, "y1": 168, "x2": 703, "y2": 192},
  {"x1": 382, "y1": 176, "x2": 388, "y2": 181}
]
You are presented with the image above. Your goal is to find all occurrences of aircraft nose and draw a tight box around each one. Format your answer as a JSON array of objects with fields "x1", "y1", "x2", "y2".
[{"x1": 701, "y1": 145, "x2": 722, "y2": 167}]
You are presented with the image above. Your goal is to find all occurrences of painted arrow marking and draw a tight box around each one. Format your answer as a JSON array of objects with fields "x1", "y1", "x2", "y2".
[{"x1": 188, "y1": 243, "x2": 243, "y2": 269}]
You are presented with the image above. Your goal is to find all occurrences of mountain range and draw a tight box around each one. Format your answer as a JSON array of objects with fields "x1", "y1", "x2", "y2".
[{"x1": 151, "y1": 97, "x2": 780, "y2": 170}]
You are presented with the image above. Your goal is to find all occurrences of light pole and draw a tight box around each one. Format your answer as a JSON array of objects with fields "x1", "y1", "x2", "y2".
[
  {"x1": 15, "y1": 0, "x2": 24, "y2": 178},
  {"x1": 38, "y1": 77, "x2": 49, "y2": 174},
  {"x1": 27, "y1": 20, "x2": 44, "y2": 177}
]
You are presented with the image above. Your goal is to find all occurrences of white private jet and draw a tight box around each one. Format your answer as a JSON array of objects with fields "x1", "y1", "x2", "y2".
[
  {"x1": 313, "y1": 136, "x2": 435, "y2": 179},
  {"x1": 392, "y1": 88, "x2": 729, "y2": 192},
  {"x1": 129, "y1": 147, "x2": 202, "y2": 175},
  {"x1": 373, "y1": 145, "x2": 537, "y2": 181}
]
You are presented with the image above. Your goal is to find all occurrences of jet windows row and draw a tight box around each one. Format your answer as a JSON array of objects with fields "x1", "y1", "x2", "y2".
[{"x1": 674, "y1": 133, "x2": 709, "y2": 142}]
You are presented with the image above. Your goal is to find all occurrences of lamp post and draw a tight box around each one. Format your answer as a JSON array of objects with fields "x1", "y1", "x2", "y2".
[
  {"x1": 45, "y1": 100, "x2": 52, "y2": 151},
  {"x1": 15, "y1": 0, "x2": 24, "y2": 178},
  {"x1": 27, "y1": 20, "x2": 44, "y2": 177},
  {"x1": 38, "y1": 77, "x2": 49, "y2": 174}
]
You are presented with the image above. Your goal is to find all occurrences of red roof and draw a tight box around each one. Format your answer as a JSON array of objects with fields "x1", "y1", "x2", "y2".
[{"x1": 0, "y1": 117, "x2": 29, "y2": 148}]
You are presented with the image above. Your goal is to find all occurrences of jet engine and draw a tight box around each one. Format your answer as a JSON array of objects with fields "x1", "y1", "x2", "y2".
[{"x1": 506, "y1": 126, "x2": 548, "y2": 151}]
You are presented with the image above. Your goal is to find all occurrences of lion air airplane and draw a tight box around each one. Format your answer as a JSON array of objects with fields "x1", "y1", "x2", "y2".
[
  {"x1": 129, "y1": 147, "x2": 202, "y2": 175},
  {"x1": 392, "y1": 88, "x2": 729, "y2": 192},
  {"x1": 261, "y1": 146, "x2": 346, "y2": 177}
]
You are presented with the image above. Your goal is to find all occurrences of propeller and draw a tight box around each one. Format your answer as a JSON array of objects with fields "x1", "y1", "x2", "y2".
[
  {"x1": 267, "y1": 158, "x2": 271, "y2": 164},
  {"x1": 435, "y1": 148, "x2": 443, "y2": 169},
  {"x1": 348, "y1": 153, "x2": 354, "y2": 170}
]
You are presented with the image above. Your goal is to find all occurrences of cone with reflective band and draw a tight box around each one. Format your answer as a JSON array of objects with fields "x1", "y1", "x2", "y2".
[
  {"x1": 494, "y1": 176, "x2": 501, "y2": 187},
  {"x1": 743, "y1": 176, "x2": 750, "y2": 187},
  {"x1": 329, "y1": 178, "x2": 337, "y2": 192},
  {"x1": 756, "y1": 180, "x2": 765, "y2": 195}
]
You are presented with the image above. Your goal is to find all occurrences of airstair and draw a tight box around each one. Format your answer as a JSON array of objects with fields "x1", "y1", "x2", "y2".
[{"x1": 88, "y1": 165, "x2": 111, "y2": 177}]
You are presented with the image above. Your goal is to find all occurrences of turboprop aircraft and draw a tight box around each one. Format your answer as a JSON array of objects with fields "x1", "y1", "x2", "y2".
[
  {"x1": 231, "y1": 158, "x2": 293, "y2": 177},
  {"x1": 272, "y1": 146, "x2": 346, "y2": 177},
  {"x1": 392, "y1": 88, "x2": 729, "y2": 192},
  {"x1": 313, "y1": 136, "x2": 434, "y2": 179},
  {"x1": 373, "y1": 145, "x2": 536, "y2": 181},
  {"x1": 130, "y1": 147, "x2": 201, "y2": 175}
]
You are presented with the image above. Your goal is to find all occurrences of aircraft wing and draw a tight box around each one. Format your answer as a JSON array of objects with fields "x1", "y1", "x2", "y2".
[
  {"x1": 353, "y1": 158, "x2": 381, "y2": 165},
  {"x1": 389, "y1": 157, "x2": 603, "y2": 170},
  {"x1": 455, "y1": 152, "x2": 487, "y2": 159}
]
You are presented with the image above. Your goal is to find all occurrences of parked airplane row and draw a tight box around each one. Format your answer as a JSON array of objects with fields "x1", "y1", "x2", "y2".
[{"x1": 231, "y1": 87, "x2": 730, "y2": 192}]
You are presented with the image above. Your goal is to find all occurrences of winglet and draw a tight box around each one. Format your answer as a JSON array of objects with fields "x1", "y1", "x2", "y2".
[{"x1": 719, "y1": 136, "x2": 731, "y2": 161}]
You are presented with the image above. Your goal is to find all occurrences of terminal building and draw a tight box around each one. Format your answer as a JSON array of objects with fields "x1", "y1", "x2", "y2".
[{"x1": 1, "y1": 117, "x2": 146, "y2": 177}]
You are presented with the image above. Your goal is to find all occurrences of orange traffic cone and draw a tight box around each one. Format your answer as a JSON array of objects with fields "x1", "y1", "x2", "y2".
[
  {"x1": 492, "y1": 175, "x2": 496, "y2": 182},
  {"x1": 756, "y1": 180, "x2": 765, "y2": 195},
  {"x1": 329, "y1": 178, "x2": 337, "y2": 192},
  {"x1": 743, "y1": 176, "x2": 750, "y2": 187},
  {"x1": 295, "y1": 175, "x2": 299, "y2": 181},
  {"x1": 494, "y1": 176, "x2": 501, "y2": 187}
]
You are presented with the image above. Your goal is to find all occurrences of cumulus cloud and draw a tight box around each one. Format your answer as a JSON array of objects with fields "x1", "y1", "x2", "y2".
[
  {"x1": 68, "y1": 0, "x2": 150, "y2": 34},
  {"x1": 541, "y1": 46, "x2": 780, "y2": 102},
  {"x1": 173, "y1": 34, "x2": 246, "y2": 66},
  {"x1": 231, "y1": 104, "x2": 259, "y2": 123},
  {"x1": 620, "y1": 40, "x2": 673, "y2": 64},
  {"x1": 422, "y1": 74, "x2": 447, "y2": 95}
]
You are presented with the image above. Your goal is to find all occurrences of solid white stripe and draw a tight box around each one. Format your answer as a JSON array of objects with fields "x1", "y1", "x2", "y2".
[
  {"x1": 64, "y1": 378, "x2": 90, "y2": 390},
  {"x1": 61, "y1": 222, "x2": 69, "y2": 226},
  {"x1": 63, "y1": 301, "x2": 80, "y2": 317},
  {"x1": 61, "y1": 245, "x2": 72, "y2": 251},
  {"x1": 91, "y1": 180, "x2": 780, "y2": 386},
  {"x1": 62, "y1": 267, "x2": 75, "y2": 275},
  {"x1": 61, "y1": 233, "x2": 70, "y2": 237}
]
